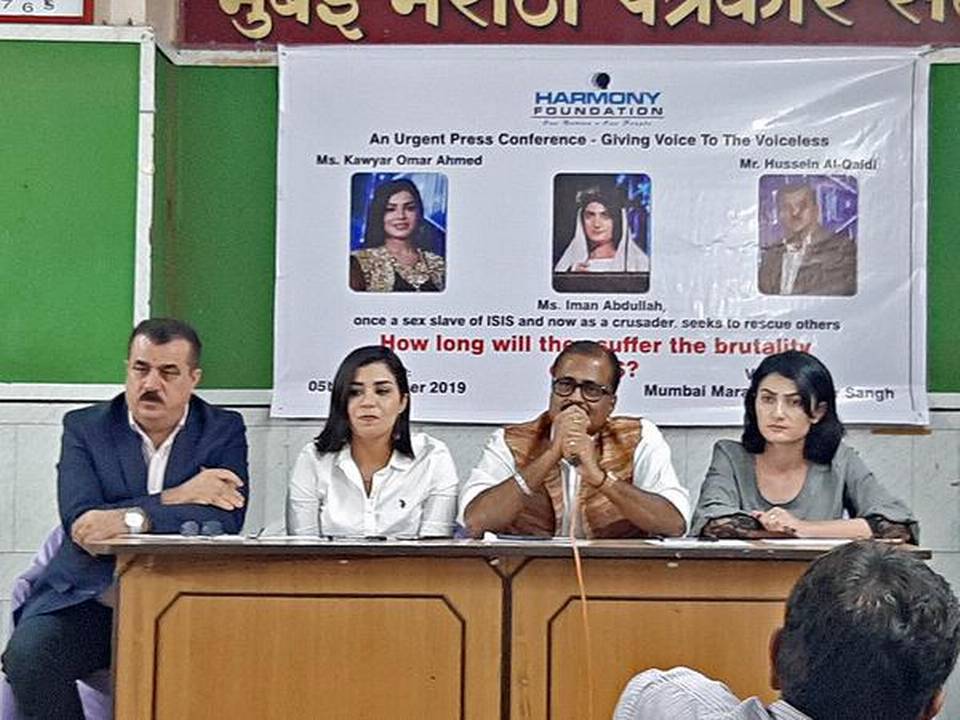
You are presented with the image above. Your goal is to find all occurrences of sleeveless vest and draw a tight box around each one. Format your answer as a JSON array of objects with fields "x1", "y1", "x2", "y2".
[{"x1": 502, "y1": 413, "x2": 645, "y2": 538}]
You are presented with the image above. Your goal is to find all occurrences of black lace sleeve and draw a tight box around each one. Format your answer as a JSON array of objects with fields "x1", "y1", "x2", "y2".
[
  {"x1": 700, "y1": 514, "x2": 763, "y2": 539},
  {"x1": 864, "y1": 514, "x2": 918, "y2": 544}
]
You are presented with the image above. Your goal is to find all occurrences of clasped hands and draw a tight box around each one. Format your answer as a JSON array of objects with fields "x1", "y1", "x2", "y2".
[
  {"x1": 70, "y1": 467, "x2": 244, "y2": 547},
  {"x1": 750, "y1": 506, "x2": 802, "y2": 537},
  {"x1": 552, "y1": 405, "x2": 605, "y2": 490}
]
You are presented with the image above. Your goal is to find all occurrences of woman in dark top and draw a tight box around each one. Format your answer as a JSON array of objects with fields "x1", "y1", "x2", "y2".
[
  {"x1": 692, "y1": 351, "x2": 916, "y2": 541},
  {"x1": 349, "y1": 178, "x2": 445, "y2": 292}
]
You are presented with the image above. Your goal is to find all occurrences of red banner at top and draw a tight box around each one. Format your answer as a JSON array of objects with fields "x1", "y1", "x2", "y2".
[{"x1": 185, "y1": 1, "x2": 960, "y2": 47}]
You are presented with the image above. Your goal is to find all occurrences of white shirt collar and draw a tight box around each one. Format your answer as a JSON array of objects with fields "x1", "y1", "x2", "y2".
[
  {"x1": 783, "y1": 230, "x2": 814, "y2": 254},
  {"x1": 334, "y1": 443, "x2": 413, "y2": 473},
  {"x1": 127, "y1": 404, "x2": 189, "y2": 452}
]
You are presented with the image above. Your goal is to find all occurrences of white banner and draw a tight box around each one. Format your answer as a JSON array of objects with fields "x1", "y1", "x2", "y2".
[{"x1": 273, "y1": 46, "x2": 928, "y2": 425}]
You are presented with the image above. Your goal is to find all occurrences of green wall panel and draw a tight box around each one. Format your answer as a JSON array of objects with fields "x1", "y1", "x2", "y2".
[
  {"x1": 0, "y1": 41, "x2": 139, "y2": 383},
  {"x1": 152, "y1": 57, "x2": 277, "y2": 389}
]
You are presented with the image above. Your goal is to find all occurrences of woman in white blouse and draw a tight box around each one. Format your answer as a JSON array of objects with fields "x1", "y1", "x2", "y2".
[{"x1": 286, "y1": 346, "x2": 459, "y2": 538}]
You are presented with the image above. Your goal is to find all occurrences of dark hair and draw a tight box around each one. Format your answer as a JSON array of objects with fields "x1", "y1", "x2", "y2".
[
  {"x1": 363, "y1": 178, "x2": 426, "y2": 249},
  {"x1": 128, "y1": 317, "x2": 202, "y2": 367},
  {"x1": 314, "y1": 346, "x2": 413, "y2": 457},
  {"x1": 742, "y1": 350, "x2": 843, "y2": 464},
  {"x1": 776, "y1": 182, "x2": 817, "y2": 210},
  {"x1": 551, "y1": 340, "x2": 624, "y2": 394},
  {"x1": 576, "y1": 186, "x2": 624, "y2": 251},
  {"x1": 776, "y1": 541, "x2": 960, "y2": 720}
]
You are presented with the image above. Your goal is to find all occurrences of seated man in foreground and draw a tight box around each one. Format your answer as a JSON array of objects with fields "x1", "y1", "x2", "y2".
[
  {"x1": 460, "y1": 340, "x2": 689, "y2": 538},
  {"x1": 2, "y1": 318, "x2": 249, "y2": 720},
  {"x1": 614, "y1": 541, "x2": 960, "y2": 720}
]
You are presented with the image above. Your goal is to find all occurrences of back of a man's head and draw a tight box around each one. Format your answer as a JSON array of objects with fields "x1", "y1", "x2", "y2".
[{"x1": 776, "y1": 541, "x2": 960, "y2": 720}]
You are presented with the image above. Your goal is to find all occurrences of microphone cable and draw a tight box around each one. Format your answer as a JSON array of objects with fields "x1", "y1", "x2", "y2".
[{"x1": 568, "y1": 498, "x2": 596, "y2": 720}]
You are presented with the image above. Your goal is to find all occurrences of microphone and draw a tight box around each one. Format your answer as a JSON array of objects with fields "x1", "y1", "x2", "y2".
[{"x1": 559, "y1": 402, "x2": 586, "y2": 467}]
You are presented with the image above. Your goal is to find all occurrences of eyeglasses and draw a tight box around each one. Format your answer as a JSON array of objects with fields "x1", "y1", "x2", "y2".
[{"x1": 552, "y1": 377, "x2": 612, "y2": 402}]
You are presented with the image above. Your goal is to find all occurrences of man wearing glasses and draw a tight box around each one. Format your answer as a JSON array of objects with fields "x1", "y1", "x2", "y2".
[{"x1": 459, "y1": 341, "x2": 689, "y2": 538}]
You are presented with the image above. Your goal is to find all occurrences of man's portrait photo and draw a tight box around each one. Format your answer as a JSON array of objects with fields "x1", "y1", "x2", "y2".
[
  {"x1": 552, "y1": 173, "x2": 651, "y2": 294},
  {"x1": 349, "y1": 173, "x2": 448, "y2": 293},
  {"x1": 758, "y1": 175, "x2": 858, "y2": 297}
]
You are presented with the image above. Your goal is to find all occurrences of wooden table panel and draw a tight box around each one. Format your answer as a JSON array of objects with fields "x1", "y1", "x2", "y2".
[
  {"x1": 510, "y1": 557, "x2": 809, "y2": 720},
  {"x1": 154, "y1": 595, "x2": 464, "y2": 720},
  {"x1": 114, "y1": 555, "x2": 503, "y2": 720},
  {"x1": 94, "y1": 538, "x2": 921, "y2": 720}
]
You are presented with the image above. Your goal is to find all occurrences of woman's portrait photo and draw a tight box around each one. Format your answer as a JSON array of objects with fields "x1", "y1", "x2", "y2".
[
  {"x1": 349, "y1": 173, "x2": 447, "y2": 293},
  {"x1": 552, "y1": 173, "x2": 651, "y2": 294}
]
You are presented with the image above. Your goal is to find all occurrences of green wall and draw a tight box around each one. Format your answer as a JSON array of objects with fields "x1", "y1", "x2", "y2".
[
  {"x1": 152, "y1": 56, "x2": 277, "y2": 388},
  {"x1": 0, "y1": 41, "x2": 139, "y2": 383},
  {"x1": 928, "y1": 64, "x2": 960, "y2": 393}
]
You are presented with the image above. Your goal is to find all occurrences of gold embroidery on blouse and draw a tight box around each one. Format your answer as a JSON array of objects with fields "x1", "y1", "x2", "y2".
[{"x1": 353, "y1": 246, "x2": 445, "y2": 292}]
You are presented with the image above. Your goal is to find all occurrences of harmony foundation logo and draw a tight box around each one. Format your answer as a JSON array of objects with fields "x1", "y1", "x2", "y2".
[{"x1": 532, "y1": 71, "x2": 665, "y2": 119}]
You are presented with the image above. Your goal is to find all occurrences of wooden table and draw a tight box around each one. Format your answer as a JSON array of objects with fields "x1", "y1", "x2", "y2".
[{"x1": 91, "y1": 538, "x2": 919, "y2": 720}]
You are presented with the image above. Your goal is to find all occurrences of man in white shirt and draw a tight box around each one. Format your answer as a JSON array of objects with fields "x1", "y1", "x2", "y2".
[
  {"x1": 2, "y1": 318, "x2": 249, "y2": 720},
  {"x1": 459, "y1": 341, "x2": 689, "y2": 538},
  {"x1": 758, "y1": 183, "x2": 857, "y2": 296},
  {"x1": 614, "y1": 541, "x2": 960, "y2": 720}
]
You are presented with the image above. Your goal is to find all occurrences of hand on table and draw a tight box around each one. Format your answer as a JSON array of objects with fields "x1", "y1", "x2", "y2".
[
  {"x1": 71, "y1": 509, "x2": 127, "y2": 549},
  {"x1": 751, "y1": 507, "x2": 801, "y2": 536}
]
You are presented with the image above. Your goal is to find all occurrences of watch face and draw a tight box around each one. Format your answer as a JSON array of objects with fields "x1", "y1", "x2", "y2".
[{"x1": 124, "y1": 510, "x2": 145, "y2": 532}]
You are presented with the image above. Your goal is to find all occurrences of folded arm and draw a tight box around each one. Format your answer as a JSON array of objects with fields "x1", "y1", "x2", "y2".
[{"x1": 59, "y1": 411, "x2": 249, "y2": 545}]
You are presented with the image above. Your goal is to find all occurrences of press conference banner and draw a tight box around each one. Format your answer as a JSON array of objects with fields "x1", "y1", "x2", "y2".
[{"x1": 273, "y1": 46, "x2": 928, "y2": 425}]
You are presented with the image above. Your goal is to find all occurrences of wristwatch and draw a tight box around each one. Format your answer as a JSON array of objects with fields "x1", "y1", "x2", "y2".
[{"x1": 124, "y1": 508, "x2": 148, "y2": 535}]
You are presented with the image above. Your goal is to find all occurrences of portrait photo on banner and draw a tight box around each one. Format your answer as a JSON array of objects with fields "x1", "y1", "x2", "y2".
[
  {"x1": 348, "y1": 172, "x2": 448, "y2": 293},
  {"x1": 552, "y1": 173, "x2": 651, "y2": 294},
  {"x1": 757, "y1": 174, "x2": 858, "y2": 297}
]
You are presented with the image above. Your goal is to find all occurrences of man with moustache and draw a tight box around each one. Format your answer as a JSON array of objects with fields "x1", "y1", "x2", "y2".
[
  {"x1": 2, "y1": 318, "x2": 248, "y2": 720},
  {"x1": 758, "y1": 182, "x2": 857, "y2": 297},
  {"x1": 460, "y1": 341, "x2": 689, "y2": 538}
]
